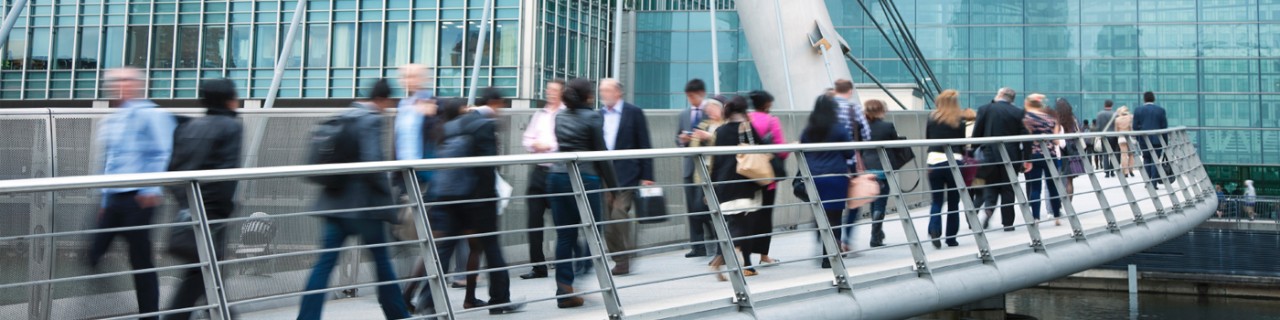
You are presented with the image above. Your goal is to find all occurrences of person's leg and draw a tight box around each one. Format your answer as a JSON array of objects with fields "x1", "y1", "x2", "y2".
[
  {"x1": 927, "y1": 165, "x2": 947, "y2": 238},
  {"x1": 298, "y1": 218, "x2": 351, "y2": 320},
  {"x1": 88, "y1": 194, "x2": 129, "y2": 269},
  {"x1": 525, "y1": 195, "x2": 549, "y2": 276},
  {"x1": 821, "y1": 208, "x2": 843, "y2": 268},
  {"x1": 869, "y1": 174, "x2": 889, "y2": 247},
  {"x1": 842, "y1": 207, "x2": 858, "y2": 246},
  {"x1": 461, "y1": 237, "x2": 484, "y2": 305},
  {"x1": 752, "y1": 188, "x2": 777, "y2": 258},
  {"x1": 167, "y1": 222, "x2": 227, "y2": 320},
  {"x1": 1025, "y1": 156, "x2": 1046, "y2": 221},
  {"x1": 546, "y1": 173, "x2": 583, "y2": 305},
  {"x1": 1107, "y1": 138, "x2": 1121, "y2": 176},
  {"x1": 944, "y1": 178, "x2": 962, "y2": 246},
  {"x1": 1047, "y1": 160, "x2": 1062, "y2": 219},
  {"x1": 355, "y1": 219, "x2": 410, "y2": 319},
  {"x1": 604, "y1": 189, "x2": 635, "y2": 273},
  {"x1": 684, "y1": 177, "x2": 708, "y2": 256},
  {"x1": 119, "y1": 200, "x2": 159, "y2": 320}
]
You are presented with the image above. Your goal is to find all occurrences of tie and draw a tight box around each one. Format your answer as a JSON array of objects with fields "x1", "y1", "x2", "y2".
[{"x1": 691, "y1": 107, "x2": 702, "y2": 129}]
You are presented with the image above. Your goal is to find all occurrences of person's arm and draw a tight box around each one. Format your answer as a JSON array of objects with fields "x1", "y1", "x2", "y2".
[
  {"x1": 768, "y1": 116, "x2": 788, "y2": 159},
  {"x1": 221, "y1": 120, "x2": 245, "y2": 170},
  {"x1": 141, "y1": 110, "x2": 177, "y2": 197},
  {"x1": 357, "y1": 114, "x2": 391, "y2": 194},
  {"x1": 971, "y1": 107, "x2": 988, "y2": 139},
  {"x1": 521, "y1": 113, "x2": 540, "y2": 153},
  {"x1": 633, "y1": 107, "x2": 655, "y2": 184}
]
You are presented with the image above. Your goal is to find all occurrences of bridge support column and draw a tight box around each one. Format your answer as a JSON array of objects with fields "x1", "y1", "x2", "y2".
[{"x1": 922, "y1": 293, "x2": 1007, "y2": 320}]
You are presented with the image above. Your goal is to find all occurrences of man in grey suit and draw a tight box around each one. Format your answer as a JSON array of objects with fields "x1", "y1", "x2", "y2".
[{"x1": 677, "y1": 79, "x2": 716, "y2": 258}]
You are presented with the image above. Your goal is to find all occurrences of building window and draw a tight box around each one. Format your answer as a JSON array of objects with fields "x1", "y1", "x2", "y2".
[
  {"x1": 332, "y1": 23, "x2": 356, "y2": 68},
  {"x1": 306, "y1": 25, "x2": 330, "y2": 68},
  {"x1": 203, "y1": 26, "x2": 226, "y2": 69},
  {"x1": 126, "y1": 26, "x2": 149, "y2": 67}
]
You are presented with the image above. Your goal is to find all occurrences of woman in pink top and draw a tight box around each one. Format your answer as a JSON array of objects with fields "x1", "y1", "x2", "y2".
[{"x1": 745, "y1": 90, "x2": 786, "y2": 265}]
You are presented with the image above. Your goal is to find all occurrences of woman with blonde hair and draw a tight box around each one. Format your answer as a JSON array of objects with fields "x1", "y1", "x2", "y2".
[
  {"x1": 1114, "y1": 106, "x2": 1136, "y2": 178},
  {"x1": 1022, "y1": 93, "x2": 1064, "y2": 226},
  {"x1": 924, "y1": 90, "x2": 970, "y2": 248}
]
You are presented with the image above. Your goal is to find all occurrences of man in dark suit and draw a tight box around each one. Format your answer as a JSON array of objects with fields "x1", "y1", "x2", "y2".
[
  {"x1": 1133, "y1": 91, "x2": 1169, "y2": 188},
  {"x1": 598, "y1": 78, "x2": 654, "y2": 275},
  {"x1": 971, "y1": 87, "x2": 1031, "y2": 231},
  {"x1": 676, "y1": 79, "x2": 716, "y2": 258}
]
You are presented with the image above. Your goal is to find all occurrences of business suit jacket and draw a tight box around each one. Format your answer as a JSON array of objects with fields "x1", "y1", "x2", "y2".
[
  {"x1": 971, "y1": 100, "x2": 1031, "y2": 163},
  {"x1": 1132, "y1": 103, "x2": 1169, "y2": 148},
  {"x1": 605, "y1": 102, "x2": 655, "y2": 187},
  {"x1": 315, "y1": 103, "x2": 397, "y2": 222},
  {"x1": 676, "y1": 102, "x2": 705, "y2": 179}
]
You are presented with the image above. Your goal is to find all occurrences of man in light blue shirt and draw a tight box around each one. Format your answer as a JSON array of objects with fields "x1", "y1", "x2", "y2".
[
  {"x1": 89, "y1": 68, "x2": 174, "y2": 320},
  {"x1": 602, "y1": 98, "x2": 623, "y2": 151},
  {"x1": 394, "y1": 64, "x2": 436, "y2": 171}
]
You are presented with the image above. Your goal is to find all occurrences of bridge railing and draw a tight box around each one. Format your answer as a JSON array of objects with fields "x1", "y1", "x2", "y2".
[{"x1": 0, "y1": 127, "x2": 1212, "y2": 319}]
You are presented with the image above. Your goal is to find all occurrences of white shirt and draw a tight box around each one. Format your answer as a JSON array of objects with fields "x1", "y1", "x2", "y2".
[{"x1": 603, "y1": 100, "x2": 624, "y2": 150}]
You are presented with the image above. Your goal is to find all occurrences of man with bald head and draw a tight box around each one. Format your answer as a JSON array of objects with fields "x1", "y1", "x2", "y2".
[
  {"x1": 598, "y1": 78, "x2": 653, "y2": 276},
  {"x1": 971, "y1": 87, "x2": 1030, "y2": 231},
  {"x1": 89, "y1": 67, "x2": 175, "y2": 320}
]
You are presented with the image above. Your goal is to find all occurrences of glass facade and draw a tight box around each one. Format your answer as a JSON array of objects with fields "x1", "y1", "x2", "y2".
[
  {"x1": 0, "y1": 0, "x2": 611, "y2": 102},
  {"x1": 629, "y1": 0, "x2": 1279, "y2": 176},
  {"x1": 630, "y1": 1, "x2": 759, "y2": 109}
]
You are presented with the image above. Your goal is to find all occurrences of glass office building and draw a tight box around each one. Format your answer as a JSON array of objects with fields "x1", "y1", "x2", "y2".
[{"x1": 0, "y1": 0, "x2": 614, "y2": 105}]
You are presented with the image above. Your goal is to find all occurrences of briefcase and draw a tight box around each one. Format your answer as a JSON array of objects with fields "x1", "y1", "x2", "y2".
[{"x1": 634, "y1": 187, "x2": 669, "y2": 224}]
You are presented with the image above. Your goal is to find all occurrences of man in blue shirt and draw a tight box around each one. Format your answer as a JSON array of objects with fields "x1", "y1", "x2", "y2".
[
  {"x1": 88, "y1": 67, "x2": 176, "y2": 320},
  {"x1": 394, "y1": 64, "x2": 437, "y2": 181},
  {"x1": 1132, "y1": 91, "x2": 1169, "y2": 188},
  {"x1": 598, "y1": 78, "x2": 654, "y2": 275}
]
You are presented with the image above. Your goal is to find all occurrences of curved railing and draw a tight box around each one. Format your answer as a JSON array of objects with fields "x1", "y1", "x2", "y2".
[{"x1": 0, "y1": 127, "x2": 1214, "y2": 320}]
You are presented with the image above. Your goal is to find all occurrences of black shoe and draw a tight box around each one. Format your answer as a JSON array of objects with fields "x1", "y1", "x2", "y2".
[
  {"x1": 1004, "y1": 227, "x2": 1015, "y2": 232},
  {"x1": 450, "y1": 281, "x2": 466, "y2": 289},
  {"x1": 685, "y1": 250, "x2": 707, "y2": 258},
  {"x1": 519, "y1": 270, "x2": 547, "y2": 280},
  {"x1": 463, "y1": 299, "x2": 487, "y2": 309},
  {"x1": 946, "y1": 241, "x2": 960, "y2": 247},
  {"x1": 929, "y1": 232, "x2": 942, "y2": 249}
]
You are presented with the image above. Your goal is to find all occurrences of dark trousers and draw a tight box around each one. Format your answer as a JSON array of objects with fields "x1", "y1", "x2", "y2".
[
  {"x1": 424, "y1": 201, "x2": 512, "y2": 305},
  {"x1": 89, "y1": 191, "x2": 159, "y2": 320},
  {"x1": 979, "y1": 167, "x2": 1018, "y2": 227},
  {"x1": 298, "y1": 218, "x2": 409, "y2": 320},
  {"x1": 684, "y1": 177, "x2": 717, "y2": 255},
  {"x1": 525, "y1": 165, "x2": 551, "y2": 272},
  {"x1": 547, "y1": 172, "x2": 603, "y2": 300},
  {"x1": 927, "y1": 163, "x2": 961, "y2": 244},
  {"x1": 166, "y1": 207, "x2": 231, "y2": 320},
  {"x1": 1104, "y1": 137, "x2": 1121, "y2": 174},
  {"x1": 1025, "y1": 154, "x2": 1062, "y2": 220},
  {"x1": 745, "y1": 188, "x2": 775, "y2": 255},
  {"x1": 820, "y1": 208, "x2": 845, "y2": 268},
  {"x1": 869, "y1": 172, "x2": 891, "y2": 243},
  {"x1": 1142, "y1": 145, "x2": 1165, "y2": 185}
]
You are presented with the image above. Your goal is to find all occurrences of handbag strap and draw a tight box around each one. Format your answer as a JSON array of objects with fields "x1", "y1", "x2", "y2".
[{"x1": 737, "y1": 121, "x2": 757, "y2": 145}]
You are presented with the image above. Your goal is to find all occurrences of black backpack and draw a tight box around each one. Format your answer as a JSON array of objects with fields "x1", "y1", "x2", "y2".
[
  {"x1": 430, "y1": 114, "x2": 491, "y2": 198},
  {"x1": 306, "y1": 109, "x2": 367, "y2": 187}
]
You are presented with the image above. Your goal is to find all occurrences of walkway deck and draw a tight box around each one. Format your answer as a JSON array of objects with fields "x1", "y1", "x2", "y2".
[{"x1": 244, "y1": 175, "x2": 1190, "y2": 319}]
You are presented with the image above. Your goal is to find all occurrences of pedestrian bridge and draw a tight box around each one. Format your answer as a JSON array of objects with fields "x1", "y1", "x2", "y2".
[{"x1": 0, "y1": 108, "x2": 1214, "y2": 319}]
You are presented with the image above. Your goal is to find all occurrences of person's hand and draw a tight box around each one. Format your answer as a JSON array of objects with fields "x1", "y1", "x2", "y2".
[
  {"x1": 417, "y1": 100, "x2": 437, "y2": 116},
  {"x1": 693, "y1": 129, "x2": 713, "y2": 140},
  {"x1": 532, "y1": 142, "x2": 552, "y2": 153},
  {"x1": 641, "y1": 180, "x2": 655, "y2": 186},
  {"x1": 678, "y1": 133, "x2": 692, "y2": 144},
  {"x1": 1023, "y1": 162, "x2": 1033, "y2": 173},
  {"x1": 135, "y1": 194, "x2": 162, "y2": 209}
]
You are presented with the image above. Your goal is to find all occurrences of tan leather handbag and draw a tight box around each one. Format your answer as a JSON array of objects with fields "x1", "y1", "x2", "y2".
[
  {"x1": 847, "y1": 174, "x2": 881, "y2": 209},
  {"x1": 735, "y1": 122, "x2": 775, "y2": 186}
]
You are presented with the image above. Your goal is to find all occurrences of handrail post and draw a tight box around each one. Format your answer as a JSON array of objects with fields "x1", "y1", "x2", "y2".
[
  {"x1": 1104, "y1": 133, "x2": 1146, "y2": 225},
  {"x1": 1132, "y1": 132, "x2": 1168, "y2": 220},
  {"x1": 399, "y1": 169, "x2": 455, "y2": 318},
  {"x1": 876, "y1": 147, "x2": 931, "y2": 276},
  {"x1": 565, "y1": 161, "x2": 625, "y2": 318},
  {"x1": 943, "y1": 147, "x2": 993, "y2": 263},
  {"x1": 1043, "y1": 138, "x2": 1085, "y2": 241},
  {"x1": 1181, "y1": 131, "x2": 1214, "y2": 199},
  {"x1": 1079, "y1": 134, "x2": 1120, "y2": 232},
  {"x1": 996, "y1": 143, "x2": 1044, "y2": 252},
  {"x1": 185, "y1": 182, "x2": 232, "y2": 319},
  {"x1": 693, "y1": 154, "x2": 757, "y2": 314},
  {"x1": 793, "y1": 151, "x2": 854, "y2": 290}
]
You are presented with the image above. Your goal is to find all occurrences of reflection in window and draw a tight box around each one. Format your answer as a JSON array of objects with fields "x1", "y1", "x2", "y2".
[
  {"x1": 228, "y1": 26, "x2": 250, "y2": 68},
  {"x1": 358, "y1": 23, "x2": 382, "y2": 67},
  {"x1": 53, "y1": 27, "x2": 75, "y2": 69},
  {"x1": 152, "y1": 26, "x2": 176, "y2": 68},
  {"x1": 495, "y1": 21, "x2": 517, "y2": 66},
  {"x1": 440, "y1": 21, "x2": 463, "y2": 67},
  {"x1": 386, "y1": 22, "x2": 409, "y2": 66},
  {"x1": 464, "y1": 21, "x2": 484, "y2": 66},
  {"x1": 126, "y1": 26, "x2": 150, "y2": 67},
  {"x1": 30, "y1": 28, "x2": 50, "y2": 70},
  {"x1": 332, "y1": 23, "x2": 355, "y2": 67},
  {"x1": 177, "y1": 26, "x2": 200, "y2": 68},
  {"x1": 79, "y1": 27, "x2": 100, "y2": 69},
  {"x1": 2, "y1": 28, "x2": 24, "y2": 70},
  {"x1": 306, "y1": 25, "x2": 329, "y2": 67},
  {"x1": 104, "y1": 27, "x2": 123, "y2": 68},
  {"x1": 412, "y1": 22, "x2": 437, "y2": 65},
  {"x1": 255, "y1": 25, "x2": 277, "y2": 68},
  {"x1": 202, "y1": 26, "x2": 225, "y2": 68}
]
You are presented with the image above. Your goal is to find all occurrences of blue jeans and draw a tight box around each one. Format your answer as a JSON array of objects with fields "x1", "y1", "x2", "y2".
[
  {"x1": 1025, "y1": 153, "x2": 1062, "y2": 220},
  {"x1": 927, "y1": 163, "x2": 961, "y2": 244},
  {"x1": 299, "y1": 218, "x2": 409, "y2": 320},
  {"x1": 868, "y1": 171, "x2": 891, "y2": 243},
  {"x1": 546, "y1": 172, "x2": 603, "y2": 300}
]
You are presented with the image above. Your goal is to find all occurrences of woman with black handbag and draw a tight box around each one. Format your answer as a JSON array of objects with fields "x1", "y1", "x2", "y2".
[
  {"x1": 1055, "y1": 98, "x2": 1087, "y2": 203},
  {"x1": 860, "y1": 99, "x2": 901, "y2": 247}
]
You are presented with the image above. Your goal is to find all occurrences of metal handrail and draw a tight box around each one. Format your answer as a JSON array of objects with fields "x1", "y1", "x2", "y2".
[{"x1": 0, "y1": 127, "x2": 1189, "y2": 194}]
